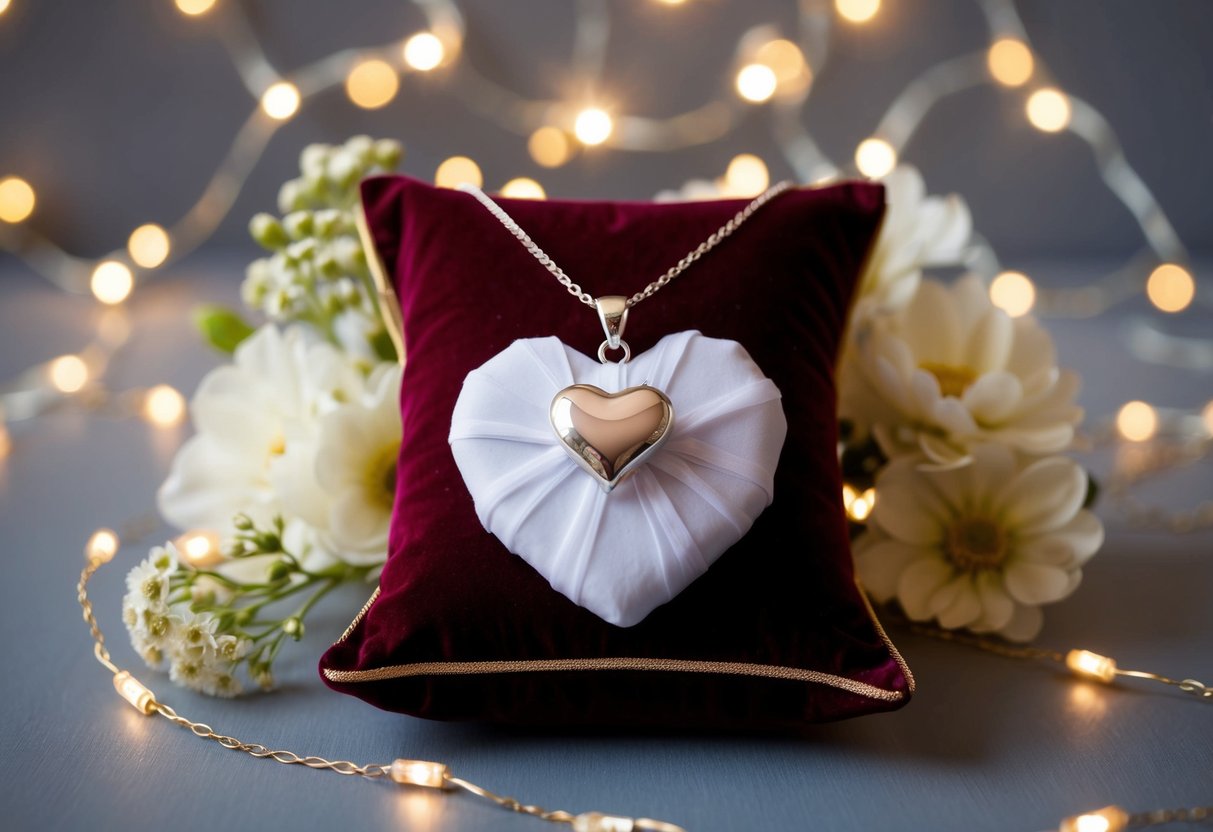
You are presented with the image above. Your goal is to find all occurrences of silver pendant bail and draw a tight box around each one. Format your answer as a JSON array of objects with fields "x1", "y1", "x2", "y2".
[{"x1": 595, "y1": 296, "x2": 629, "y2": 350}]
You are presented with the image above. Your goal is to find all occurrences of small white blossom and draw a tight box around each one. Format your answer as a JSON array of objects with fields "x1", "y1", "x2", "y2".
[
  {"x1": 125, "y1": 560, "x2": 169, "y2": 611},
  {"x1": 177, "y1": 612, "x2": 220, "y2": 656}
]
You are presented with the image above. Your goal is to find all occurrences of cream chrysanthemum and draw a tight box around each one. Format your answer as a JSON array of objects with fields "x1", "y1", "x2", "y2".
[
  {"x1": 854, "y1": 445, "x2": 1103, "y2": 642},
  {"x1": 840, "y1": 274, "x2": 1083, "y2": 468}
]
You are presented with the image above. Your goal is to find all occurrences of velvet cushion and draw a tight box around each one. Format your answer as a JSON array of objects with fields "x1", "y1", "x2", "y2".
[{"x1": 320, "y1": 174, "x2": 913, "y2": 727}]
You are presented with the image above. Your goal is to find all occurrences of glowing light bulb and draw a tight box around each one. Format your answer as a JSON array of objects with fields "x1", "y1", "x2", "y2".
[
  {"x1": 113, "y1": 671, "x2": 157, "y2": 715},
  {"x1": 0, "y1": 0, "x2": 11, "y2": 16},
  {"x1": 735, "y1": 63, "x2": 777, "y2": 103},
  {"x1": 90, "y1": 260, "x2": 134, "y2": 305},
  {"x1": 835, "y1": 0, "x2": 880, "y2": 23},
  {"x1": 176, "y1": 530, "x2": 223, "y2": 568},
  {"x1": 143, "y1": 384, "x2": 186, "y2": 427},
  {"x1": 1026, "y1": 88, "x2": 1071, "y2": 133},
  {"x1": 260, "y1": 82, "x2": 301, "y2": 121},
  {"x1": 1059, "y1": 806, "x2": 1129, "y2": 832},
  {"x1": 653, "y1": 0, "x2": 687, "y2": 5},
  {"x1": 989, "y1": 271, "x2": 1036, "y2": 317},
  {"x1": 86, "y1": 529, "x2": 120, "y2": 563},
  {"x1": 987, "y1": 38, "x2": 1034, "y2": 87},
  {"x1": 574, "y1": 108, "x2": 613, "y2": 146},
  {"x1": 0, "y1": 421, "x2": 9, "y2": 460},
  {"x1": 1145, "y1": 263, "x2": 1195, "y2": 313},
  {"x1": 1065, "y1": 650, "x2": 1118, "y2": 684},
  {"x1": 434, "y1": 156, "x2": 482, "y2": 189},
  {"x1": 0, "y1": 176, "x2": 35, "y2": 223},
  {"x1": 1116, "y1": 400, "x2": 1157, "y2": 442},
  {"x1": 403, "y1": 32, "x2": 445, "y2": 71},
  {"x1": 127, "y1": 223, "x2": 170, "y2": 269},
  {"x1": 855, "y1": 138, "x2": 896, "y2": 178},
  {"x1": 500, "y1": 177, "x2": 545, "y2": 199},
  {"x1": 49, "y1": 354, "x2": 89, "y2": 393},
  {"x1": 723, "y1": 154, "x2": 769, "y2": 196},
  {"x1": 1202, "y1": 400, "x2": 1213, "y2": 435},
  {"x1": 345, "y1": 59, "x2": 399, "y2": 109},
  {"x1": 389, "y1": 759, "x2": 450, "y2": 789},
  {"x1": 174, "y1": 0, "x2": 216, "y2": 15},
  {"x1": 528, "y1": 126, "x2": 572, "y2": 168}
]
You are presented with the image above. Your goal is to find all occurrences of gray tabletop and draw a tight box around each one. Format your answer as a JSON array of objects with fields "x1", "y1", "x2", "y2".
[{"x1": 1, "y1": 260, "x2": 1210, "y2": 832}]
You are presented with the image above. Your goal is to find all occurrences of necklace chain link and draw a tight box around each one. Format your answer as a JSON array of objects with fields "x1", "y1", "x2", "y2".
[{"x1": 458, "y1": 180, "x2": 795, "y2": 308}]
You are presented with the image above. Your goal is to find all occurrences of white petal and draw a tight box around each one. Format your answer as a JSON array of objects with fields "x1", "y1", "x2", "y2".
[
  {"x1": 897, "y1": 557, "x2": 954, "y2": 620},
  {"x1": 965, "y1": 308, "x2": 1013, "y2": 374},
  {"x1": 998, "y1": 603, "x2": 1044, "y2": 642},
  {"x1": 1015, "y1": 510, "x2": 1103, "y2": 567},
  {"x1": 853, "y1": 535, "x2": 933, "y2": 601},
  {"x1": 903, "y1": 280, "x2": 962, "y2": 365},
  {"x1": 934, "y1": 576, "x2": 983, "y2": 629},
  {"x1": 870, "y1": 463, "x2": 949, "y2": 545},
  {"x1": 974, "y1": 570, "x2": 1015, "y2": 631},
  {"x1": 962, "y1": 372, "x2": 1023, "y2": 426},
  {"x1": 1003, "y1": 562, "x2": 1075, "y2": 605},
  {"x1": 998, "y1": 456, "x2": 1087, "y2": 534}
]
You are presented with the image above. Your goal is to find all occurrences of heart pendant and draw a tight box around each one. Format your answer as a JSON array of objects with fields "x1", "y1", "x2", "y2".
[{"x1": 550, "y1": 384, "x2": 674, "y2": 492}]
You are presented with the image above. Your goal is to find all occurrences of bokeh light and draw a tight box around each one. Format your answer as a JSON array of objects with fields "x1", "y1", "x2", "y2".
[
  {"x1": 127, "y1": 224, "x2": 170, "y2": 269},
  {"x1": 855, "y1": 138, "x2": 896, "y2": 178},
  {"x1": 260, "y1": 82, "x2": 301, "y2": 121},
  {"x1": 528, "y1": 126, "x2": 572, "y2": 168},
  {"x1": 91, "y1": 261, "x2": 134, "y2": 305},
  {"x1": 174, "y1": 0, "x2": 216, "y2": 15},
  {"x1": 987, "y1": 38, "x2": 1034, "y2": 87},
  {"x1": 835, "y1": 0, "x2": 880, "y2": 24},
  {"x1": 143, "y1": 385, "x2": 187, "y2": 427},
  {"x1": 346, "y1": 59, "x2": 399, "y2": 109},
  {"x1": 500, "y1": 178, "x2": 545, "y2": 199},
  {"x1": 434, "y1": 156, "x2": 483, "y2": 189},
  {"x1": 723, "y1": 154, "x2": 769, "y2": 196},
  {"x1": 573, "y1": 108, "x2": 613, "y2": 146},
  {"x1": 49, "y1": 355, "x2": 89, "y2": 394},
  {"x1": 1026, "y1": 88, "x2": 1071, "y2": 133},
  {"x1": 1116, "y1": 400, "x2": 1158, "y2": 442},
  {"x1": 0, "y1": 176, "x2": 35, "y2": 223},
  {"x1": 1145, "y1": 263, "x2": 1195, "y2": 313},
  {"x1": 735, "y1": 63, "x2": 777, "y2": 103},
  {"x1": 403, "y1": 32, "x2": 445, "y2": 71},
  {"x1": 989, "y1": 271, "x2": 1036, "y2": 317}
]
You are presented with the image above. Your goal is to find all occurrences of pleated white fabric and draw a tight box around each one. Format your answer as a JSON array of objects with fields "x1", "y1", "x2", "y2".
[{"x1": 449, "y1": 330, "x2": 787, "y2": 627}]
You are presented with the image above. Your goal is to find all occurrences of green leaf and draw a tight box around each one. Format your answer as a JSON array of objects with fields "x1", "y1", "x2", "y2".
[{"x1": 195, "y1": 304, "x2": 256, "y2": 354}]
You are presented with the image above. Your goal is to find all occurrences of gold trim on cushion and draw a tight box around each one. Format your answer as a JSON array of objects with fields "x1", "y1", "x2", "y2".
[
  {"x1": 325, "y1": 582, "x2": 913, "y2": 703},
  {"x1": 355, "y1": 195, "x2": 407, "y2": 367}
]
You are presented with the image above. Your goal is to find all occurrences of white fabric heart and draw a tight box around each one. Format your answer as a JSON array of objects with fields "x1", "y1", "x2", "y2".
[{"x1": 449, "y1": 330, "x2": 787, "y2": 627}]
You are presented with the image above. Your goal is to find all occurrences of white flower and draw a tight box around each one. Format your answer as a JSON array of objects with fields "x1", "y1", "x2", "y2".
[
  {"x1": 177, "y1": 612, "x2": 220, "y2": 656},
  {"x1": 215, "y1": 635, "x2": 251, "y2": 663},
  {"x1": 856, "y1": 165, "x2": 972, "y2": 313},
  {"x1": 282, "y1": 364, "x2": 402, "y2": 564},
  {"x1": 839, "y1": 275, "x2": 1083, "y2": 469},
  {"x1": 198, "y1": 667, "x2": 243, "y2": 699},
  {"x1": 854, "y1": 445, "x2": 1103, "y2": 642},
  {"x1": 124, "y1": 560, "x2": 170, "y2": 612},
  {"x1": 157, "y1": 324, "x2": 366, "y2": 531}
]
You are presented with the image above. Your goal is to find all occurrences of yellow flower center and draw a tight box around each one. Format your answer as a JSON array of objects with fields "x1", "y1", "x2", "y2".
[
  {"x1": 268, "y1": 434, "x2": 286, "y2": 456},
  {"x1": 945, "y1": 517, "x2": 1008, "y2": 572},
  {"x1": 920, "y1": 362, "x2": 978, "y2": 398},
  {"x1": 363, "y1": 441, "x2": 401, "y2": 510}
]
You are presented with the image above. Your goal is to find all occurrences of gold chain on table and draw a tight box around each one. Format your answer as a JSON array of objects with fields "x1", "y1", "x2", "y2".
[
  {"x1": 456, "y1": 180, "x2": 795, "y2": 309},
  {"x1": 77, "y1": 551, "x2": 686, "y2": 832},
  {"x1": 80, "y1": 538, "x2": 1212, "y2": 832}
]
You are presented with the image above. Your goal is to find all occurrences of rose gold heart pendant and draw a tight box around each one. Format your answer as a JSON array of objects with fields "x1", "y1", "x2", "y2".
[{"x1": 550, "y1": 383, "x2": 674, "y2": 492}]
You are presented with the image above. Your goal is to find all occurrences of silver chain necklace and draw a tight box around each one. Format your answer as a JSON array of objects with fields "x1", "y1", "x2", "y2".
[{"x1": 458, "y1": 180, "x2": 794, "y2": 363}]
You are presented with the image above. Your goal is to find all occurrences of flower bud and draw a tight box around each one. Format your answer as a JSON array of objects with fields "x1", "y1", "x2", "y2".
[
  {"x1": 326, "y1": 151, "x2": 360, "y2": 189},
  {"x1": 300, "y1": 144, "x2": 330, "y2": 180},
  {"x1": 283, "y1": 211, "x2": 314, "y2": 240},
  {"x1": 250, "y1": 213, "x2": 288, "y2": 249},
  {"x1": 267, "y1": 559, "x2": 292, "y2": 582},
  {"x1": 312, "y1": 209, "x2": 343, "y2": 238},
  {"x1": 373, "y1": 138, "x2": 403, "y2": 169},
  {"x1": 344, "y1": 135, "x2": 374, "y2": 164},
  {"x1": 278, "y1": 179, "x2": 307, "y2": 213},
  {"x1": 283, "y1": 617, "x2": 304, "y2": 639},
  {"x1": 232, "y1": 514, "x2": 255, "y2": 531}
]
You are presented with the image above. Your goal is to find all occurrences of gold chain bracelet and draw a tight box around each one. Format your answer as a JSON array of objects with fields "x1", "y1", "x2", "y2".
[{"x1": 81, "y1": 545, "x2": 1210, "y2": 832}]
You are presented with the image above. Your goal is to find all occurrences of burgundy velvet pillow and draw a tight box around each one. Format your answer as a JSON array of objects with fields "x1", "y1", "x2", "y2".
[{"x1": 320, "y1": 175, "x2": 913, "y2": 727}]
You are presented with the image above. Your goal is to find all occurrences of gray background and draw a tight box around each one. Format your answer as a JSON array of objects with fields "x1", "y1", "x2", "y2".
[
  {"x1": 0, "y1": 0, "x2": 1211, "y2": 260},
  {"x1": 1, "y1": 2, "x2": 1212, "y2": 831}
]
